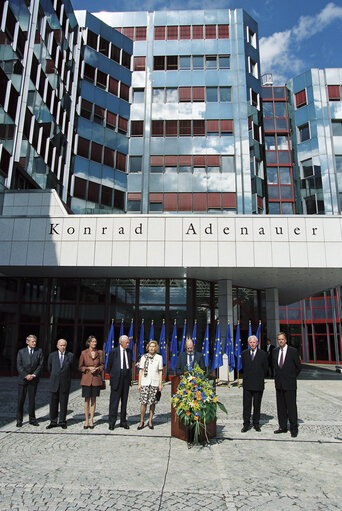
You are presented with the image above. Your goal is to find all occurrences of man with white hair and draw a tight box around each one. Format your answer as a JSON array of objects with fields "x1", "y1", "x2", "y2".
[
  {"x1": 241, "y1": 335, "x2": 268, "y2": 432},
  {"x1": 107, "y1": 335, "x2": 132, "y2": 430}
]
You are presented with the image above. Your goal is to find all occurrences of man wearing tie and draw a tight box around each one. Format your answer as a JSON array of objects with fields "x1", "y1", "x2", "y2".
[
  {"x1": 273, "y1": 332, "x2": 301, "y2": 437},
  {"x1": 241, "y1": 335, "x2": 268, "y2": 432},
  {"x1": 175, "y1": 339, "x2": 205, "y2": 375},
  {"x1": 16, "y1": 334, "x2": 44, "y2": 427},
  {"x1": 107, "y1": 335, "x2": 132, "y2": 430},
  {"x1": 46, "y1": 339, "x2": 74, "y2": 429}
]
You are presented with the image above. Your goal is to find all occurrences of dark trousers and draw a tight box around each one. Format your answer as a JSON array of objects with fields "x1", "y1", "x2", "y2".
[
  {"x1": 243, "y1": 389, "x2": 263, "y2": 427},
  {"x1": 276, "y1": 388, "x2": 298, "y2": 432},
  {"x1": 17, "y1": 380, "x2": 38, "y2": 422},
  {"x1": 50, "y1": 387, "x2": 69, "y2": 425},
  {"x1": 267, "y1": 359, "x2": 274, "y2": 378},
  {"x1": 109, "y1": 371, "x2": 130, "y2": 426}
]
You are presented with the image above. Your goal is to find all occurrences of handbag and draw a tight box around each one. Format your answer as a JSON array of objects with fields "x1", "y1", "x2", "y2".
[
  {"x1": 101, "y1": 379, "x2": 106, "y2": 390},
  {"x1": 155, "y1": 390, "x2": 161, "y2": 402}
]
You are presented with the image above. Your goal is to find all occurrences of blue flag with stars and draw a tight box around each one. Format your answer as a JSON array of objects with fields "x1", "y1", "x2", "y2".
[
  {"x1": 170, "y1": 321, "x2": 178, "y2": 371},
  {"x1": 119, "y1": 319, "x2": 124, "y2": 343},
  {"x1": 235, "y1": 322, "x2": 242, "y2": 372},
  {"x1": 248, "y1": 321, "x2": 252, "y2": 349},
  {"x1": 192, "y1": 320, "x2": 197, "y2": 350},
  {"x1": 202, "y1": 322, "x2": 210, "y2": 367},
  {"x1": 179, "y1": 320, "x2": 187, "y2": 353},
  {"x1": 104, "y1": 321, "x2": 114, "y2": 369},
  {"x1": 138, "y1": 319, "x2": 145, "y2": 358},
  {"x1": 149, "y1": 320, "x2": 154, "y2": 342},
  {"x1": 211, "y1": 321, "x2": 223, "y2": 370},
  {"x1": 224, "y1": 322, "x2": 235, "y2": 370},
  {"x1": 159, "y1": 320, "x2": 167, "y2": 366},
  {"x1": 128, "y1": 319, "x2": 135, "y2": 362},
  {"x1": 256, "y1": 321, "x2": 261, "y2": 343}
]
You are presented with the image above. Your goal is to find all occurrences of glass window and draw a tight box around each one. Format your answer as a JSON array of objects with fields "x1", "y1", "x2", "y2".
[
  {"x1": 277, "y1": 135, "x2": 288, "y2": 150},
  {"x1": 278, "y1": 151, "x2": 290, "y2": 164},
  {"x1": 220, "y1": 87, "x2": 231, "y2": 102},
  {"x1": 332, "y1": 121, "x2": 342, "y2": 136},
  {"x1": 193, "y1": 56, "x2": 204, "y2": 69},
  {"x1": 130, "y1": 156, "x2": 142, "y2": 172},
  {"x1": 180, "y1": 56, "x2": 191, "y2": 70},
  {"x1": 166, "y1": 88, "x2": 178, "y2": 102},
  {"x1": 127, "y1": 200, "x2": 141, "y2": 211},
  {"x1": 179, "y1": 166, "x2": 192, "y2": 173},
  {"x1": 219, "y1": 55, "x2": 230, "y2": 68},
  {"x1": 305, "y1": 195, "x2": 317, "y2": 214},
  {"x1": 206, "y1": 87, "x2": 218, "y2": 102},
  {"x1": 264, "y1": 118, "x2": 274, "y2": 130},
  {"x1": 267, "y1": 167, "x2": 278, "y2": 183},
  {"x1": 274, "y1": 102, "x2": 286, "y2": 117},
  {"x1": 205, "y1": 56, "x2": 217, "y2": 69},
  {"x1": 268, "y1": 202, "x2": 280, "y2": 214},
  {"x1": 133, "y1": 89, "x2": 144, "y2": 103},
  {"x1": 336, "y1": 156, "x2": 342, "y2": 173},
  {"x1": 302, "y1": 159, "x2": 314, "y2": 177},
  {"x1": 279, "y1": 167, "x2": 291, "y2": 184},
  {"x1": 280, "y1": 186, "x2": 292, "y2": 199},
  {"x1": 262, "y1": 87, "x2": 273, "y2": 99},
  {"x1": 265, "y1": 135, "x2": 275, "y2": 150},
  {"x1": 154, "y1": 56, "x2": 165, "y2": 70},
  {"x1": 153, "y1": 88, "x2": 164, "y2": 103},
  {"x1": 275, "y1": 118, "x2": 287, "y2": 130},
  {"x1": 263, "y1": 103, "x2": 273, "y2": 117},
  {"x1": 273, "y1": 87, "x2": 285, "y2": 99},
  {"x1": 221, "y1": 156, "x2": 234, "y2": 172},
  {"x1": 166, "y1": 56, "x2": 178, "y2": 70},
  {"x1": 281, "y1": 202, "x2": 293, "y2": 214},
  {"x1": 266, "y1": 151, "x2": 277, "y2": 164},
  {"x1": 151, "y1": 166, "x2": 163, "y2": 173},
  {"x1": 150, "y1": 202, "x2": 163, "y2": 212},
  {"x1": 268, "y1": 186, "x2": 279, "y2": 199},
  {"x1": 299, "y1": 123, "x2": 310, "y2": 142}
]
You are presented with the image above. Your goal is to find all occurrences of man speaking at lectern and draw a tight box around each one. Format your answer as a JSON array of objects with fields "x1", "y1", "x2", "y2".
[{"x1": 176, "y1": 339, "x2": 205, "y2": 375}]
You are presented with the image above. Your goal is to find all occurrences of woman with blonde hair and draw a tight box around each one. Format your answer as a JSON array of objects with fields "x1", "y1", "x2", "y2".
[
  {"x1": 137, "y1": 340, "x2": 163, "y2": 430},
  {"x1": 79, "y1": 335, "x2": 104, "y2": 429}
]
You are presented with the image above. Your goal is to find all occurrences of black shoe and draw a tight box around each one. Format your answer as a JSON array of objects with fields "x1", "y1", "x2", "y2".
[
  {"x1": 16, "y1": 421, "x2": 22, "y2": 428},
  {"x1": 46, "y1": 423, "x2": 58, "y2": 430},
  {"x1": 29, "y1": 421, "x2": 39, "y2": 426},
  {"x1": 108, "y1": 424, "x2": 115, "y2": 430},
  {"x1": 89, "y1": 425, "x2": 94, "y2": 429},
  {"x1": 120, "y1": 423, "x2": 129, "y2": 430},
  {"x1": 84, "y1": 425, "x2": 89, "y2": 430},
  {"x1": 274, "y1": 428, "x2": 288, "y2": 434},
  {"x1": 60, "y1": 423, "x2": 67, "y2": 429},
  {"x1": 254, "y1": 425, "x2": 261, "y2": 432},
  {"x1": 291, "y1": 431, "x2": 298, "y2": 438},
  {"x1": 137, "y1": 423, "x2": 144, "y2": 430},
  {"x1": 148, "y1": 422, "x2": 154, "y2": 430},
  {"x1": 241, "y1": 426, "x2": 250, "y2": 433}
]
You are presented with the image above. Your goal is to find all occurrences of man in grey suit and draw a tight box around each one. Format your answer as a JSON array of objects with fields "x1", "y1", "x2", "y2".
[
  {"x1": 46, "y1": 339, "x2": 74, "y2": 429},
  {"x1": 16, "y1": 334, "x2": 44, "y2": 427},
  {"x1": 176, "y1": 339, "x2": 205, "y2": 375}
]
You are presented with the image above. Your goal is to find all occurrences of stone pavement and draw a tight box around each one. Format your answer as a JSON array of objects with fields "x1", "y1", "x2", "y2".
[{"x1": 0, "y1": 365, "x2": 341, "y2": 511}]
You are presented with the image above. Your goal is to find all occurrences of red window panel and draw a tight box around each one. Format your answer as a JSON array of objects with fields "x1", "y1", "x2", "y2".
[
  {"x1": 88, "y1": 181, "x2": 100, "y2": 203},
  {"x1": 120, "y1": 83, "x2": 129, "y2": 102},
  {"x1": 91, "y1": 141, "x2": 102, "y2": 163},
  {"x1": 152, "y1": 120, "x2": 164, "y2": 136},
  {"x1": 134, "y1": 56, "x2": 146, "y2": 71},
  {"x1": 154, "y1": 26, "x2": 165, "y2": 40},
  {"x1": 94, "y1": 105, "x2": 105, "y2": 120},
  {"x1": 179, "y1": 155, "x2": 192, "y2": 165},
  {"x1": 218, "y1": 25, "x2": 229, "y2": 38},
  {"x1": 34, "y1": 30, "x2": 40, "y2": 44},
  {"x1": 135, "y1": 27, "x2": 146, "y2": 41},
  {"x1": 128, "y1": 193, "x2": 141, "y2": 200},
  {"x1": 77, "y1": 137, "x2": 90, "y2": 158},
  {"x1": 207, "y1": 155, "x2": 220, "y2": 166},
  {"x1": 74, "y1": 177, "x2": 87, "y2": 199},
  {"x1": 116, "y1": 152, "x2": 126, "y2": 171},
  {"x1": 45, "y1": 59, "x2": 55, "y2": 73},
  {"x1": 221, "y1": 119, "x2": 234, "y2": 133},
  {"x1": 109, "y1": 77, "x2": 118, "y2": 96},
  {"x1": 205, "y1": 25, "x2": 217, "y2": 39},
  {"x1": 222, "y1": 193, "x2": 236, "y2": 208},
  {"x1": 114, "y1": 27, "x2": 123, "y2": 34},
  {"x1": 208, "y1": 193, "x2": 221, "y2": 208},
  {"x1": 193, "y1": 120, "x2": 205, "y2": 136},
  {"x1": 165, "y1": 120, "x2": 178, "y2": 137},
  {"x1": 179, "y1": 120, "x2": 192, "y2": 136},
  {"x1": 87, "y1": 30, "x2": 98, "y2": 50},
  {"x1": 167, "y1": 26, "x2": 178, "y2": 40},
  {"x1": 150, "y1": 156, "x2": 164, "y2": 165},
  {"x1": 257, "y1": 196, "x2": 263, "y2": 210},
  {"x1": 179, "y1": 87, "x2": 191, "y2": 102},
  {"x1": 111, "y1": 45, "x2": 120, "y2": 63},
  {"x1": 164, "y1": 193, "x2": 178, "y2": 211},
  {"x1": 131, "y1": 120, "x2": 144, "y2": 136},
  {"x1": 103, "y1": 147, "x2": 115, "y2": 167},
  {"x1": 84, "y1": 63, "x2": 95, "y2": 82},
  {"x1": 96, "y1": 70, "x2": 107, "y2": 89},
  {"x1": 106, "y1": 111, "x2": 117, "y2": 129},
  {"x1": 193, "y1": 155, "x2": 206, "y2": 166},
  {"x1": 248, "y1": 115, "x2": 253, "y2": 130},
  {"x1": 193, "y1": 87, "x2": 205, "y2": 101},
  {"x1": 122, "y1": 51, "x2": 131, "y2": 69},
  {"x1": 178, "y1": 193, "x2": 192, "y2": 211},
  {"x1": 193, "y1": 193, "x2": 207, "y2": 211},
  {"x1": 165, "y1": 155, "x2": 178, "y2": 165},
  {"x1": 295, "y1": 89, "x2": 306, "y2": 108},
  {"x1": 192, "y1": 25, "x2": 203, "y2": 39},
  {"x1": 118, "y1": 116, "x2": 128, "y2": 133},
  {"x1": 150, "y1": 193, "x2": 163, "y2": 203},
  {"x1": 180, "y1": 25, "x2": 191, "y2": 39},
  {"x1": 123, "y1": 27, "x2": 134, "y2": 40},
  {"x1": 328, "y1": 85, "x2": 340, "y2": 100},
  {"x1": 207, "y1": 120, "x2": 219, "y2": 133}
]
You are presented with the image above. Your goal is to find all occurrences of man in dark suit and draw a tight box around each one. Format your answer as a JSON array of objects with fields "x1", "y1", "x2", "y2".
[
  {"x1": 176, "y1": 339, "x2": 205, "y2": 375},
  {"x1": 46, "y1": 339, "x2": 74, "y2": 430},
  {"x1": 264, "y1": 339, "x2": 275, "y2": 378},
  {"x1": 273, "y1": 331, "x2": 301, "y2": 438},
  {"x1": 107, "y1": 335, "x2": 132, "y2": 430},
  {"x1": 16, "y1": 334, "x2": 44, "y2": 427},
  {"x1": 241, "y1": 335, "x2": 268, "y2": 432}
]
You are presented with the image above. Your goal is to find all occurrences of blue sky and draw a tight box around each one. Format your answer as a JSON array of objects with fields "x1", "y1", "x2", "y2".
[{"x1": 71, "y1": 0, "x2": 342, "y2": 84}]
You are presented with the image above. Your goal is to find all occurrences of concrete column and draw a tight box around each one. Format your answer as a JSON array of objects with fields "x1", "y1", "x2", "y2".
[
  {"x1": 266, "y1": 288, "x2": 280, "y2": 344},
  {"x1": 218, "y1": 280, "x2": 234, "y2": 382}
]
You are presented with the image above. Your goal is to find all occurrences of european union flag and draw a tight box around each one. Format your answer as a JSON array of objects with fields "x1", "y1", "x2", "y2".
[
  {"x1": 256, "y1": 321, "x2": 261, "y2": 344},
  {"x1": 170, "y1": 320, "x2": 178, "y2": 371},
  {"x1": 159, "y1": 320, "x2": 167, "y2": 366},
  {"x1": 248, "y1": 320, "x2": 252, "y2": 349},
  {"x1": 128, "y1": 319, "x2": 135, "y2": 362},
  {"x1": 119, "y1": 318, "x2": 124, "y2": 341},
  {"x1": 224, "y1": 322, "x2": 235, "y2": 370},
  {"x1": 202, "y1": 322, "x2": 210, "y2": 367},
  {"x1": 149, "y1": 320, "x2": 154, "y2": 342},
  {"x1": 179, "y1": 319, "x2": 187, "y2": 353},
  {"x1": 104, "y1": 321, "x2": 114, "y2": 369},
  {"x1": 192, "y1": 320, "x2": 197, "y2": 350},
  {"x1": 138, "y1": 319, "x2": 145, "y2": 357},
  {"x1": 211, "y1": 320, "x2": 223, "y2": 370},
  {"x1": 235, "y1": 322, "x2": 242, "y2": 372}
]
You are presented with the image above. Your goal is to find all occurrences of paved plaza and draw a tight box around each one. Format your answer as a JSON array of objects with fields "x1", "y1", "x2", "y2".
[{"x1": 0, "y1": 365, "x2": 341, "y2": 511}]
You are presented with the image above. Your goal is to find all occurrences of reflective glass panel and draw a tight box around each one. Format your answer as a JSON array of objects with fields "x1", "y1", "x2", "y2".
[
  {"x1": 336, "y1": 156, "x2": 342, "y2": 173},
  {"x1": 153, "y1": 88, "x2": 164, "y2": 103},
  {"x1": 268, "y1": 202, "x2": 280, "y2": 213},
  {"x1": 274, "y1": 102, "x2": 286, "y2": 117},
  {"x1": 220, "y1": 87, "x2": 231, "y2": 102},
  {"x1": 279, "y1": 167, "x2": 291, "y2": 184},
  {"x1": 219, "y1": 55, "x2": 230, "y2": 68},
  {"x1": 206, "y1": 87, "x2": 218, "y2": 102},
  {"x1": 277, "y1": 135, "x2": 288, "y2": 150},
  {"x1": 332, "y1": 121, "x2": 342, "y2": 136},
  {"x1": 130, "y1": 156, "x2": 142, "y2": 172},
  {"x1": 180, "y1": 56, "x2": 191, "y2": 69},
  {"x1": 265, "y1": 135, "x2": 275, "y2": 150},
  {"x1": 268, "y1": 186, "x2": 279, "y2": 199},
  {"x1": 281, "y1": 202, "x2": 293, "y2": 214},
  {"x1": 267, "y1": 167, "x2": 278, "y2": 183},
  {"x1": 193, "y1": 56, "x2": 204, "y2": 69},
  {"x1": 280, "y1": 186, "x2": 292, "y2": 199},
  {"x1": 133, "y1": 89, "x2": 144, "y2": 103},
  {"x1": 263, "y1": 103, "x2": 273, "y2": 117},
  {"x1": 166, "y1": 88, "x2": 178, "y2": 102}
]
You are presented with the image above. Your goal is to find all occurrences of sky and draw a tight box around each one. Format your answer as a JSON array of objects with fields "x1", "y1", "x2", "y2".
[{"x1": 71, "y1": 0, "x2": 342, "y2": 84}]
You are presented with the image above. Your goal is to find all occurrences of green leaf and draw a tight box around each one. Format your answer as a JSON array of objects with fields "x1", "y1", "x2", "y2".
[{"x1": 217, "y1": 402, "x2": 228, "y2": 414}]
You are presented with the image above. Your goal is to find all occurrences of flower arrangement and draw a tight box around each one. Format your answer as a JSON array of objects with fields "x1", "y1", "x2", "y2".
[{"x1": 171, "y1": 364, "x2": 227, "y2": 444}]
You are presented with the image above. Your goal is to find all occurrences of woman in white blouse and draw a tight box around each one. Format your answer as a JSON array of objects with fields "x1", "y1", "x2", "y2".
[{"x1": 137, "y1": 340, "x2": 163, "y2": 430}]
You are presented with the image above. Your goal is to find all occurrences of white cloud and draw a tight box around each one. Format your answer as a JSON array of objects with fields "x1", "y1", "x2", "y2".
[{"x1": 293, "y1": 2, "x2": 342, "y2": 41}]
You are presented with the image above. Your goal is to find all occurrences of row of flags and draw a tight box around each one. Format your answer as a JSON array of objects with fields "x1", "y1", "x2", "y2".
[{"x1": 104, "y1": 318, "x2": 262, "y2": 373}]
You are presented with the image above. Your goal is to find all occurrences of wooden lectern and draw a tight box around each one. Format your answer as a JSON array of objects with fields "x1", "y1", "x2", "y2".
[{"x1": 170, "y1": 375, "x2": 216, "y2": 443}]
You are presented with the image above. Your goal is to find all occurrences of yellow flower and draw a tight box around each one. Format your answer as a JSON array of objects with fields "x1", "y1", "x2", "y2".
[{"x1": 213, "y1": 396, "x2": 218, "y2": 403}]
